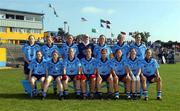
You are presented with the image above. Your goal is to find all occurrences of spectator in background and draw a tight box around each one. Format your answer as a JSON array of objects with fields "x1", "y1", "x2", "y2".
[{"x1": 77, "y1": 34, "x2": 94, "y2": 59}]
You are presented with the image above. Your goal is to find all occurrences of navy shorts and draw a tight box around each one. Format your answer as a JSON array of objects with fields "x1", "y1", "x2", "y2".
[
  {"x1": 32, "y1": 74, "x2": 45, "y2": 81},
  {"x1": 50, "y1": 75, "x2": 61, "y2": 80},
  {"x1": 144, "y1": 74, "x2": 156, "y2": 83},
  {"x1": 24, "y1": 61, "x2": 30, "y2": 75},
  {"x1": 68, "y1": 75, "x2": 76, "y2": 81},
  {"x1": 100, "y1": 75, "x2": 110, "y2": 81},
  {"x1": 117, "y1": 74, "x2": 127, "y2": 81}
]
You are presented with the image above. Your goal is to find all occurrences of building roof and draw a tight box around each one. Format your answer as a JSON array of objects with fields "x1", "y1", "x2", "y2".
[{"x1": 0, "y1": 8, "x2": 44, "y2": 15}]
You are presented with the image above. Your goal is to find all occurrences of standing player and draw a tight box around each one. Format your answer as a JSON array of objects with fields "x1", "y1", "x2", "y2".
[
  {"x1": 126, "y1": 48, "x2": 141, "y2": 99},
  {"x1": 141, "y1": 49, "x2": 162, "y2": 101},
  {"x1": 41, "y1": 36, "x2": 59, "y2": 61},
  {"x1": 93, "y1": 35, "x2": 112, "y2": 59},
  {"x1": 22, "y1": 35, "x2": 40, "y2": 80},
  {"x1": 63, "y1": 48, "x2": 82, "y2": 98},
  {"x1": 42, "y1": 50, "x2": 64, "y2": 100},
  {"x1": 81, "y1": 47, "x2": 97, "y2": 99},
  {"x1": 96, "y1": 48, "x2": 114, "y2": 99},
  {"x1": 130, "y1": 33, "x2": 147, "y2": 60},
  {"x1": 60, "y1": 34, "x2": 79, "y2": 59},
  {"x1": 28, "y1": 50, "x2": 46, "y2": 97},
  {"x1": 111, "y1": 49, "x2": 131, "y2": 99},
  {"x1": 112, "y1": 32, "x2": 129, "y2": 59}
]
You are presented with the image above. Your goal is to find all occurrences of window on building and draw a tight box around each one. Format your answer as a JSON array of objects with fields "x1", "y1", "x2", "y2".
[
  {"x1": 0, "y1": 27, "x2": 6, "y2": 32},
  {"x1": 0, "y1": 14, "x2": 5, "y2": 19},
  {"x1": 34, "y1": 16, "x2": 41, "y2": 21},
  {"x1": 6, "y1": 14, "x2": 15, "y2": 19},
  {"x1": 25, "y1": 16, "x2": 34, "y2": 21},
  {"x1": 16, "y1": 15, "x2": 24, "y2": 20}
]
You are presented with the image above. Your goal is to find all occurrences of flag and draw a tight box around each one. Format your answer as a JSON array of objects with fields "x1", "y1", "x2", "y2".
[
  {"x1": 92, "y1": 28, "x2": 98, "y2": 33},
  {"x1": 100, "y1": 19, "x2": 106, "y2": 23},
  {"x1": 111, "y1": 33, "x2": 114, "y2": 37},
  {"x1": 49, "y1": 3, "x2": 52, "y2": 8},
  {"x1": 106, "y1": 24, "x2": 110, "y2": 29},
  {"x1": 100, "y1": 23, "x2": 104, "y2": 28},
  {"x1": 106, "y1": 20, "x2": 111, "y2": 24},
  {"x1": 81, "y1": 17, "x2": 87, "y2": 22}
]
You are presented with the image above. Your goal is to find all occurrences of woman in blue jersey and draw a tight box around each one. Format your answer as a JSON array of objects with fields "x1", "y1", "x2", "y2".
[
  {"x1": 126, "y1": 48, "x2": 141, "y2": 99},
  {"x1": 22, "y1": 35, "x2": 40, "y2": 80},
  {"x1": 63, "y1": 48, "x2": 82, "y2": 98},
  {"x1": 96, "y1": 48, "x2": 114, "y2": 99},
  {"x1": 42, "y1": 50, "x2": 64, "y2": 100},
  {"x1": 28, "y1": 50, "x2": 46, "y2": 97},
  {"x1": 141, "y1": 49, "x2": 162, "y2": 101},
  {"x1": 111, "y1": 49, "x2": 131, "y2": 99},
  {"x1": 81, "y1": 47, "x2": 97, "y2": 99}
]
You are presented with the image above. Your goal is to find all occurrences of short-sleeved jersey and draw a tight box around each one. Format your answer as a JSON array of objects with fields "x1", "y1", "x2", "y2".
[
  {"x1": 77, "y1": 43, "x2": 94, "y2": 59},
  {"x1": 81, "y1": 57, "x2": 97, "y2": 75},
  {"x1": 93, "y1": 44, "x2": 112, "y2": 59},
  {"x1": 60, "y1": 42, "x2": 79, "y2": 59},
  {"x1": 126, "y1": 57, "x2": 141, "y2": 76},
  {"x1": 96, "y1": 58, "x2": 112, "y2": 75},
  {"x1": 141, "y1": 58, "x2": 160, "y2": 76},
  {"x1": 130, "y1": 42, "x2": 147, "y2": 60},
  {"x1": 111, "y1": 58, "x2": 127, "y2": 75},
  {"x1": 64, "y1": 57, "x2": 81, "y2": 75},
  {"x1": 41, "y1": 44, "x2": 59, "y2": 61},
  {"x1": 22, "y1": 43, "x2": 40, "y2": 61},
  {"x1": 112, "y1": 42, "x2": 130, "y2": 59},
  {"x1": 28, "y1": 59, "x2": 47, "y2": 75},
  {"x1": 46, "y1": 59, "x2": 64, "y2": 76}
]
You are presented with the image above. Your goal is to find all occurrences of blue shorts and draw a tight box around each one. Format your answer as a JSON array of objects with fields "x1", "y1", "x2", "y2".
[
  {"x1": 68, "y1": 75, "x2": 76, "y2": 81},
  {"x1": 32, "y1": 74, "x2": 45, "y2": 81},
  {"x1": 100, "y1": 75, "x2": 110, "y2": 81},
  {"x1": 117, "y1": 74, "x2": 127, "y2": 81},
  {"x1": 50, "y1": 75, "x2": 61, "y2": 80},
  {"x1": 144, "y1": 74, "x2": 156, "y2": 83},
  {"x1": 24, "y1": 61, "x2": 30, "y2": 75}
]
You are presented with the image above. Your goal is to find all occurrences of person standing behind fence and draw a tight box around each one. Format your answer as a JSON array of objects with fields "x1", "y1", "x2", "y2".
[
  {"x1": 22, "y1": 35, "x2": 40, "y2": 80},
  {"x1": 60, "y1": 34, "x2": 79, "y2": 60},
  {"x1": 93, "y1": 35, "x2": 113, "y2": 59},
  {"x1": 41, "y1": 36, "x2": 59, "y2": 61},
  {"x1": 130, "y1": 33, "x2": 147, "y2": 60},
  {"x1": 112, "y1": 32, "x2": 129, "y2": 59},
  {"x1": 77, "y1": 34, "x2": 94, "y2": 59}
]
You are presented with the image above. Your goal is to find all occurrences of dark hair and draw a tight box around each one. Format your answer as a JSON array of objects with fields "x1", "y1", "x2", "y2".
[
  {"x1": 115, "y1": 49, "x2": 122, "y2": 54},
  {"x1": 36, "y1": 50, "x2": 43, "y2": 55},
  {"x1": 28, "y1": 35, "x2": 35, "y2": 39},
  {"x1": 99, "y1": 34, "x2": 105, "y2": 38},
  {"x1": 101, "y1": 48, "x2": 107, "y2": 53}
]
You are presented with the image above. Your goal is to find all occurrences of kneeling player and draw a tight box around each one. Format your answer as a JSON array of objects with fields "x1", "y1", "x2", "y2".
[
  {"x1": 111, "y1": 49, "x2": 131, "y2": 99},
  {"x1": 42, "y1": 50, "x2": 64, "y2": 100},
  {"x1": 63, "y1": 48, "x2": 82, "y2": 98},
  {"x1": 96, "y1": 48, "x2": 114, "y2": 99},
  {"x1": 28, "y1": 50, "x2": 46, "y2": 97},
  {"x1": 126, "y1": 48, "x2": 141, "y2": 99},
  {"x1": 141, "y1": 49, "x2": 162, "y2": 101},
  {"x1": 81, "y1": 48, "x2": 97, "y2": 99}
]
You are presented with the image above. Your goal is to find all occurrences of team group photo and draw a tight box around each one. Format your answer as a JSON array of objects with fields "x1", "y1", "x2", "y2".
[{"x1": 0, "y1": 0, "x2": 180, "y2": 111}]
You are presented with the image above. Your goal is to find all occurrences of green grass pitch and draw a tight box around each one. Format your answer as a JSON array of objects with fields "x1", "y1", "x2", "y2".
[{"x1": 0, "y1": 63, "x2": 180, "y2": 111}]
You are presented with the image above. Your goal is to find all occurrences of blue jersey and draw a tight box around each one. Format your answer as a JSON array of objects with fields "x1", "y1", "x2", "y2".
[
  {"x1": 28, "y1": 59, "x2": 47, "y2": 75},
  {"x1": 81, "y1": 57, "x2": 97, "y2": 75},
  {"x1": 46, "y1": 59, "x2": 64, "y2": 76},
  {"x1": 22, "y1": 43, "x2": 40, "y2": 61},
  {"x1": 130, "y1": 42, "x2": 147, "y2": 60},
  {"x1": 64, "y1": 57, "x2": 81, "y2": 75},
  {"x1": 112, "y1": 42, "x2": 129, "y2": 59},
  {"x1": 96, "y1": 58, "x2": 112, "y2": 75},
  {"x1": 141, "y1": 58, "x2": 160, "y2": 76},
  {"x1": 60, "y1": 43, "x2": 79, "y2": 59},
  {"x1": 111, "y1": 58, "x2": 127, "y2": 75},
  {"x1": 93, "y1": 44, "x2": 112, "y2": 59},
  {"x1": 41, "y1": 44, "x2": 59, "y2": 61},
  {"x1": 126, "y1": 58, "x2": 141, "y2": 76}
]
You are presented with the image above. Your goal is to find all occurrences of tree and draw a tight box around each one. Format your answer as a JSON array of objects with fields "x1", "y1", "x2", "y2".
[{"x1": 139, "y1": 32, "x2": 150, "y2": 43}]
